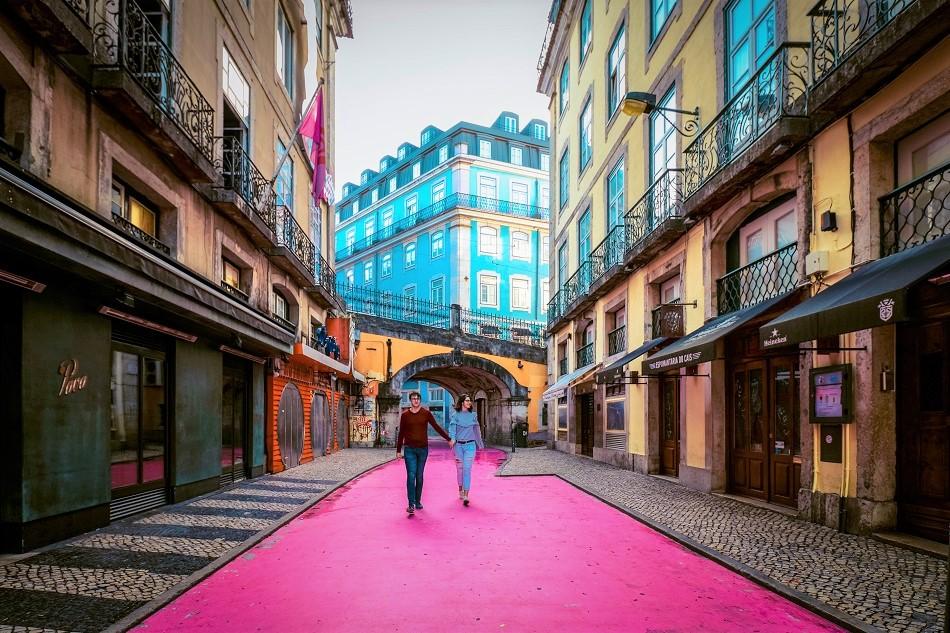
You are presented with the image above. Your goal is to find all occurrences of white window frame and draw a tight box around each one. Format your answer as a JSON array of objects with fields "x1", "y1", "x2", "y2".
[
  {"x1": 223, "y1": 47, "x2": 250, "y2": 122},
  {"x1": 371, "y1": 189, "x2": 378, "y2": 204},
  {"x1": 511, "y1": 230, "x2": 530, "y2": 261},
  {"x1": 510, "y1": 275, "x2": 531, "y2": 312},
  {"x1": 540, "y1": 185, "x2": 550, "y2": 210},
  {"x1": 541, "y1": 235, "x2": 550, "y2": 264},
  {"x1": 275, "y1": 4, "x2": 294, "y2": 97},
  {"x1": 398, "y1": 147, "x2": 407, "y2": 160},
  {"x1": 534, "y1": 123, "x2": 546, "y2": 140},
  {"x1": 381, "y1": 252, "x2": 392, "y2": 277},
  {"x1": 438, "y1": 145, "x2": 449, "y2": 163},
  {"x1": 404, "y1": 241, "x2": 417, "y2": 269},
  {"x1": 430, "y1": 275, "x2": 445, "y2": 304},
  {"x1": 432, "y1": 180, "x2": 446, "y2": 203},
  {"x1": 344, "y1": 268, "x2": 354, "y2": 285},
  {"x1": 389, "y1": 176, "x2": 397, "y2": 193},
  {"x1": 607, "y1": 25, "x2": 627, "y2": 116},
  {"x1": 478, "y1": 272, "x2": 500, "y2": 309},
  {"x1": 541, "y1": 278, "x2": 550, "y2": 306},
  {"x1": 364, "y1": 217, "x2": 375, "y2": 239},
  {"x1": 479, "y1": 139, "x2": 492, "y2": 159},
  {"x1": 345, "y1": 228, "x2": 355, "y2": 248},
  {"x1": 406, "y1": 195, "x2": 418, "y2": 216},
  {"x1": 382, "y1": 207, "x2": 394, "y2": 227},
  {"x1": 541, "y1": 153, "x2": 550, "y2": 172},
  {"x1": 478, "y1": 175, "x2": 498, "y2": 200},
  {"x1": 510, "y1": 146, "x2": 523, "y2": 166},
  {"x1": 363, "y1": 261, "x2": 374, "y2": 283},
  {"x1": 431, "y1": 230, "x2": 444, "y2": 259},
  {"x1": 412, "y1": 162, "x2": 421, "y2": 179},
  {"x1": 478, "y1": 225, "x2": 499, "y2": 256}
]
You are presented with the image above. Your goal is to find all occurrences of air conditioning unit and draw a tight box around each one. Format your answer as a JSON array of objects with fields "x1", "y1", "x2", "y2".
[{"x1": 805, "y1": 251, "x2": 829, "y2": 277}]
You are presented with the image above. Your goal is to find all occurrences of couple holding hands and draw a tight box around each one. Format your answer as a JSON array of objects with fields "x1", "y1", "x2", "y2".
[{"x1": 396, "y1": 392, "x2": 484, "y2": 516}]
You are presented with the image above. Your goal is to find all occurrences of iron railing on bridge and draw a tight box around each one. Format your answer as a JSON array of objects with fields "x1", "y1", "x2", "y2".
[
  {"x1": 716, "y1": 243, "x2": 798, "y2": 315},
  {"x1": 337, "y1": 283, "x2": 546, "y2": 348},
  {"x1": 879, "y1": 161, "x2": 950, "y2": 257}
]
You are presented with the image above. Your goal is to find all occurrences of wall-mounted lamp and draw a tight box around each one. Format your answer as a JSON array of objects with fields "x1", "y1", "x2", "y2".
[
  {"x1": 880, "y1": 363, "x2": 894, "y2": 392},
  {"x1": 622, "y1": 91, "x2": 701, "y2": 137},
  {"x1": 517, "y1": 360, "x2": 524, "y2": 369}
]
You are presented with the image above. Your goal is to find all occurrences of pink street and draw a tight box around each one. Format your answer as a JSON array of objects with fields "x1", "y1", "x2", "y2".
[{"x1": 136, "y1": 445, "x2": 842, "y2": 633}]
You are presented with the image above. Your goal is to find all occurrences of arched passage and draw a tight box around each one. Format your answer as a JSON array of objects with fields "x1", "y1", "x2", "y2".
[{"x1": 379, "y1": 353, "x2": 530, "y2": 445}]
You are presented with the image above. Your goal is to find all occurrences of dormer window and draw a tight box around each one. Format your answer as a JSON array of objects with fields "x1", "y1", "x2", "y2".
[
  {"x1": 534, "y1": 123, "x2": 546, "y2": 140},
  {"x1": 361, "y1": 173, "x2": 369, "y2": 184},
  {"x1": 422, "y1": 130, "x2": 431, "y2": 144},
  {"x1": 503, "y1": 116, "x2": 517, "y2": 133},
  {"x1": 398, "y1": 147, "x2": 407, "y2": 160}
]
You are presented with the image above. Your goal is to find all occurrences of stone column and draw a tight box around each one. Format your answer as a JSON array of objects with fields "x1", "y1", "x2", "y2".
[{"x1": 376, "y1": 396, "x2": 402, "y2": 448}]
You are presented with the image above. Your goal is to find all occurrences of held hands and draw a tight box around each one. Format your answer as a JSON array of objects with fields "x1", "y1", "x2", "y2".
[
  {"x1": 396, "y1": 452, "x2": 403, "y2": 459},
  {"x1": 449, "y1": 440, "x2": 456, "y2": 448}
]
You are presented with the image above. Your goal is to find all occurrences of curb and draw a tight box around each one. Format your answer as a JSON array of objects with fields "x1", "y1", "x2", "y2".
[
  {"x1": 106, "y1": 454, "x2": 397, "y2": 633},
  {"x1": 497, "y1": 463, "x2": 879, "y2": 633}
]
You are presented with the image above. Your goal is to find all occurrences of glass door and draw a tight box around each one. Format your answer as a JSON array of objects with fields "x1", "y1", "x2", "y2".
[{"x1": 222, "y1": 358, "x2": 248, "y2": 485}]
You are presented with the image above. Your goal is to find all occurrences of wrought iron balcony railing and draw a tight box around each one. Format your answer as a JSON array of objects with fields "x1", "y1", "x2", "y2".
[
  {"x1": 684, "y1": 44, "x2": 810, "y2": 198},
  {"x1": 558, "y1": 356, "x2": 568, "y2": 377},
  {"x1": 589, "y1": 224, "x2": 629, "y2": 284},
  {"x1": 716, "y1": 242, "x2": 798, "y2": 315},
  {"x1": 625, "y1": 169, "x2": 685, "y2": 248},
  {"x1": 275, "y1": 205, "x2": 316, "y2": 277},
  {"x1": 93, "y1": 0, "x2": 215, "y2": 162},
  {"x1": 575, "y1": 341, "x2": 594, "y2": 368},
  {"x1": 215, "y1": 136, "x2": 277, "y2": 231},
  {"x1": 336, "y1": 283, "x2": 546, "y2": 347},
  {"x1": 271, "y1": 312, "x2": 295, "y2": 331},
  {"x1": 112, "y1": 212, "x2": 170, "y2": 255},
  {"x1": 880, "y1": 161, "x2": 950, "y2": 257},
  {"x1": 652, "y1": 304, "x2": 685, "y2": 338},
  {"x1": 220, "y1": 280, "x2": 249, "y2": 302},
  {"x1": 314, "y1": 251, "x2": 339, "y2": 296},
  {"x1": 547, "y1": 288, "x2": 567, "y2": 325},
  {"x1": 563, "y1": 260, "x2": 593, "y2": 307},
  {"x1": 809, "y1": 0, "x2": 915, "y2": 85},
  {"x1": 607, "y1": 325, "x2": 626, "y2": 356},
  {"x1": 64, "y1": 0, "x2": 91, "y2": 22},
  {"x1": 337, "y1": 193, "x2": 549, "y2": 260}
]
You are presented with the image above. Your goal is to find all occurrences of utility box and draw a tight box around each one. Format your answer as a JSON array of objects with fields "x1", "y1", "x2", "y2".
[
  {"x1": 513, "y1": 422, "x2": 528, "y2": 448},
  {"x1": 805, "y1": 250, "x2": 829, "y2": 277}
]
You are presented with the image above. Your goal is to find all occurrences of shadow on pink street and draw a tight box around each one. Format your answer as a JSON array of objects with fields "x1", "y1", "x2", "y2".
[{"x1": 135, "y1": 443, "x2": 842, "y2": 632}]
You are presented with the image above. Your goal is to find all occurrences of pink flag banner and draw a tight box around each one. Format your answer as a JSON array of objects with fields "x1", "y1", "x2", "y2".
[{"x1": 300, "y1": 88, "x2": 331, "y2": 204}]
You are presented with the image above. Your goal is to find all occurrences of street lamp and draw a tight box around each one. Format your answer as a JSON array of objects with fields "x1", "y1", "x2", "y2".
[{"x1": 622, "y1": 91, "x2": 701, "y2": 137}]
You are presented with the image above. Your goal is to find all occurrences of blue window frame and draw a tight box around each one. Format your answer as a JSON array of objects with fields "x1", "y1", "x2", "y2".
[
  {"x1": 607, "y1": 25, "x2": 626, "y2": 116},
  {"x1": 559, "y1": 61, "x2": 570, "y2": 115},
  {"x1": 579, "y1": 0, "x2": 592, "y2": 63},
  {"x1": 559, "y1": 150, "x2": 570, "y2": 209},
  {"x1": 558, "y1": 243, "x2": 568, "y2": 286},
  {"x1": 607, "y1": 157, "x2": 625, "y2": 229},
  {"x1": 579, "y1": 98, "x2": 592, "y2": 171},
  {"x1": 578, "y1": 207, "x2": 592, "y2": 261},
  {"x1": 275, "y1": 139, "x2": 294, "y2": 209},
  {"x1": 726, "y1": 0, "x2": 776, "y2": 97},
  {"x1": 651, "y1": 0, "x2": 676, "y2": 42}
]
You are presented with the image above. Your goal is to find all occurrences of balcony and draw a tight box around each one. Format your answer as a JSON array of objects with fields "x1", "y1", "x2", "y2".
[
  {"x1": 7, "y1": 0, "x2": 94, "y2": 54},
  {"x1": 880, "y1": 161, "x2": 950, "y2": 257},
  {"x1": 808, "y1": 0, "x2": 950, "y2": 122},
  {"x1": 683, "y1": 44, "x2": 811, "y2": 216},
  {"x1": 202, "y1": 137, "x2": 278, "y2": 248},
  {"x1": 91, "y1": 0, "x2": 216, "y2": 182},
  {"x1": 111, "y1": 212, "x2": 170, "y2": 255},
  {"x1": 337, "y1": 193, "x2": 548, "y2": 261},
  {"x1": 220, "y1": 280, "x2": 249, "y2": 303},
  {"x1": 269, "y1": 205, "x2": 316, "y2": 286},
  {"x1": 716, "y1": 243, "x2": 799, "y2": 315},
  {"x1": 307, "y1": 251, "x2": 346, "y2": 312},
  {"x1": 558, "y1": 356, "x2": 568, "y2": 377},
  {"x1": 575, "y1": 342, "x2": 594, "y2": 369},
  {"x1": 652, "y1": 304, "x2": 685, "y2": 338},
  {"x1": 607, "y1": 325, "x2": 626, "y2": 356}
]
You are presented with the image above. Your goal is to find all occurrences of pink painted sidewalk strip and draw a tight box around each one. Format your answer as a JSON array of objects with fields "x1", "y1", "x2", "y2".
[{"x1": 136, "y1": 444, "x2": 842, "y2": 633}]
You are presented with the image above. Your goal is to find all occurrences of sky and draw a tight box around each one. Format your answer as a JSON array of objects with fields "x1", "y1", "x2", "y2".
[{"x1": 314, "y1": 0, "x2": 552, "y2": 199}]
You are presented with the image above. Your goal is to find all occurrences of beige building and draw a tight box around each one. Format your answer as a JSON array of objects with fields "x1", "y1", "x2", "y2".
[
  {"x1": 539, "y1": 0, "x2": 949, "y2": 541},
  {"x1": 0, "y1": 0, "x2": 352, "y2": 552}
]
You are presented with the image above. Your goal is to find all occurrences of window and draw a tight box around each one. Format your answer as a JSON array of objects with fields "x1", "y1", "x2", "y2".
[
  {"x1": 432, "y1": 180, "x2": 446, "y2": 203},
  {"x1": 511, "y1": 276, "x2": 531, "y2": 311},
  {"x1": 275, "y1": 140, "x2": 294, "y2": 209},
  {"x1": 381, "y1": 252, "x2": 392, "y2": 277},
  {"x1": 651, "y1": 0, "x2": 676, "y2": 42},
  {"x1": 403, "y1": 285, "x2": 417, "y2": 319},
  {"x1": 398, "y1": 147, "x2": 407, "y2": 160},
  {"x1": 273, "y1": 289, "x2": 289, "y2": 320},
  {"x1": 479, "y1": 139, "x2": 492, "y2": 159},
  {"x1": 661, "y1": 275, "x2": 681, "y2": 304},
  {"x1": 478, "y1": 175, "x2": 498, "y2": 200},
  {"x1": 511, "y1": 181, "x2": 529, "y2": 206},
  {"x1": 606, "y1": 397, "x2": 625, "y2": 435},
  {"x1": 344, "y1": 269, "x2": 354, "y2": 285},
  {"x1": 353, "y1": 198, "x2": 360, "y2": 214},
  {"x1": 651, "y1": 87, "x2": 678, "y2": 183},
  {"x1": 383, "y1": 207, "x2": 394, "y2": 227},
  {"x1": 361, "y1": 173, "x2": 369, "y2": 185},
  {"x1": 422, "y1": 130, "x2": 431, "y2": 144},
  {"x1": 541, "y1": 153, "x2": 550, "y2": 172},
  {"x1": 111, "y1": 180, "x2": 158, "y2": 238},
  {"x1": 364, "y1": 217, "x2": 375, "y2": 239},
  {"x1": 431, "y1": 230, "x2": 444, "y2": 258},
  {"x1": 406, "y1": 195, "x2": 418, "y2": 216},
  {"x1": 896, "y1": 111, "x2": 950, "y2": 185},
  {"x1": 412, "y1": 162, "x2": 421, "y2": 180},
  {"x1": 510, "y1": 146, "x2": 523, "y2": 166},
  {"x1": 405, "y1": 242, "x2": 416, "y2": 268},
  {"x1": 579, "y1": 0, "x2": 592, "y2": 62},
  {"x1": 607, "y1": 26, "x2": 627, "y2": 116},
  {"x1": 579, "y1": 98, "x2": 592, "y2": 171},
  {"x1": 314, "y1": 0, "x2": 323, "y2": 50},
  {"x1": 222, "y1": 47, "x2": 250, "y2": 123},
  {"x1": 478, "y1": 273, "x2": 499, "y2": 308},
  {"x1": 389, "y1": 176, "x2": 397, "y2": 193},
  {"x1": 534, "y1": 123, "x2": 546, "y2": 140},
  {"x1": 430, "y1": 276, "x2": 445, "y2": 304},
  {"x1": 541, "y1": 186, "x2": 550, "y2": 210},
  {"x1": 363, "y1": 261, "x2": 374, "y2": 283},
  {"x1": 429, "y1": 386, "x2": 444, "y2": 401},
  {"x1": 511, "y1": 230, "x2": 530, "y2": 260},
  {"x1": 345, "y1": 228, "x2": 355, "y2": 248},
  {"x1": 558, "y1": 243, "x2": 568, "y2": 285},
  {"x1": 607, "y1": 157, "x2": 625, "y2": 229},
  {"x1": 559, "y1": 150, "x2": 570, "y2": 208},
  {"x1": 726, "y1": 0, "x2": 775, "y2": 98},
  {"x1": 559, "y1": 61, "x2": 570, "y2": 114},
  {"x1": 541, "y1": 279, "x2": 550, "y2": 306},
  {"x1": 542, "y1": 235, "x2": 550, "y2": 264},
  {"x1": 276, "y1": 4, "x2": 294, "y2": 97},
  {"x1": 371, "y1": 189, "x2": 378, "y2": 204},
  {"x1": 503, "y1": 116, "x2": 517, "y2": 132},
  {"x1": 380, "y1": 158, "x2": 389, "y2": 171},
  {"x1": 223, "y1": 258, "x2": 242, "y2": 290},
  {"x1": 439, "y1": 145, "x2": 449, "y2": 163},
  {"x1": 479, "y1": 225, "x2": 498, "y2": 255},
  {"x1": 578, "y1": 207, "x2": 592, "y2": 260}
]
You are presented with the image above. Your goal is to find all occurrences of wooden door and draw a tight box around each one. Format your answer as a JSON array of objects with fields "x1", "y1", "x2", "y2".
[
  {"x1": 578, "y1": 394, "x2": 594, "y2": 457},
  {"x1": 769, "y1": 359, "x2": 800, "y2": 507},
  {"x1": 659, "y1": 377, "x2": 680, "y2": 477},
  {"x1": 898, "y1": 320, "x2": 950, "y2": 542},
  {"x1": 277, "y1": 383, "x2": 304, "y2": 467},
  {"x1": 311, "y1": 392, "x2": 329, "y2": 456},
  {"x1": 222, "y1": 359, "x2": 248, "y2": 484},
  {"x1": 730, "y1": 361, "x2": 768, "y2": 499}
]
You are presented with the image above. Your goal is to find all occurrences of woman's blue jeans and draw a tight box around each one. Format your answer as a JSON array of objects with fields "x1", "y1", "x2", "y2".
[
  {"x1": 403, "y1": 446, "x2": 428, "y2": 507},
  {"x1": 454, "y1": 441, "x2": 476, "y2": 491}
]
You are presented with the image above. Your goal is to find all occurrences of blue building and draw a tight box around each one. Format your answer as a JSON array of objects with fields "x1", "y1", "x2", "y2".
[{"x1": 335, "y1": 112, "x2": 551, "y2": 416}]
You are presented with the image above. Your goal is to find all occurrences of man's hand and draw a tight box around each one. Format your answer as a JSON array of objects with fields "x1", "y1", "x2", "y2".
[
  {"x1": 448, "y1": 440, "x2": 456, "y2": 448},
  {"x1": 396, "y1": 452, "x2": 403, "y2": 459}
]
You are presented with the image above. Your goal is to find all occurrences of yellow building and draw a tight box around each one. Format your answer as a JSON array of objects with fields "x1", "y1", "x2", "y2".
[{"x1": 539, "y1": 0, "x2": 950, "y2": 541}]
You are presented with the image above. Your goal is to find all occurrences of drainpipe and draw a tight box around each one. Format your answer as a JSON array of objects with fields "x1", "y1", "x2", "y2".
[{"x1": 386, "y1": 338, "x2": 392, "y2": 382}]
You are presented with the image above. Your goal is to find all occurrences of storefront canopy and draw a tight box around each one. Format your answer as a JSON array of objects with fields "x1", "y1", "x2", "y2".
[
  {"x1": 542, "y1": 363, "x2": 596, "y2": 401},
  {"x1": 759, "y1": 235, "x2": 950, "y2": 349},
  {"x1": 645, "y1": 292, "x2": 796, "y2": 373},
  {"x1": 594, "y1": 337, "x2": 669, "y2": 383}
]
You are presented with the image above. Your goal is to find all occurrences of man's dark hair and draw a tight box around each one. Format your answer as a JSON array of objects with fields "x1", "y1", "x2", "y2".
[{"x1": 409, "y1": 391, "x2": 422, "y2": 400}]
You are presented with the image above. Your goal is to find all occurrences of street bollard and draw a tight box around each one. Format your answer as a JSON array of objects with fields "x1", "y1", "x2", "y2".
[{"x1": 510, "y1": 421, "x2": 516, "y2": 454}]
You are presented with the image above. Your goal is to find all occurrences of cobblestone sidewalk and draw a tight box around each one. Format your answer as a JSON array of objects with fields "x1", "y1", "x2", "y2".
[
  {"x1": 0, "y1": 449, "x2": 393, "y2": 633},
  {"x1": 499, "y1": 448, "x2": 946, "y2": 633}
]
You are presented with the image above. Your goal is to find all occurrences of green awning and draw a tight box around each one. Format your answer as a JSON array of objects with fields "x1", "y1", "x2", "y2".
[
  {"x1": 759, "y1": 235, "x2": 950, "y2": 349},
  {"x1": 645, "y1": 292, "x2": 796, "y2": 373}
]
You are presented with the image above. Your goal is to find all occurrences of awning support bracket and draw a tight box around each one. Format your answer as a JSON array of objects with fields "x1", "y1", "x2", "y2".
[{"x1": 797, "y1": 346, "x2": 867, "y2": 353}]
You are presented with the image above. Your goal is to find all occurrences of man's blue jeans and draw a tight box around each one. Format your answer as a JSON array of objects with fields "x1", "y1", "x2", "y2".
[{"x1": 403, "y1": 446, "x2": 428, "y2": 507}]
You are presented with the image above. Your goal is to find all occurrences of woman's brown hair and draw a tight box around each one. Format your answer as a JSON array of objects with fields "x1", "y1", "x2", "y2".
[{"x1": 454, "y1": 393, "x2": 472, "y2": 412}]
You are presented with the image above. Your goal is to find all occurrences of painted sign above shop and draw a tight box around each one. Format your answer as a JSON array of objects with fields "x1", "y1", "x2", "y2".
[{"x1": 58, "y1": 359, "x2": 88, "y2": 396}]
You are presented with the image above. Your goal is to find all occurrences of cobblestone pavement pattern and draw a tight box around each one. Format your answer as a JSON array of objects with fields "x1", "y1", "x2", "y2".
[
  {"x1": 500, "y1": 448, "x2": 946, "y2": 633},
  {"x1": 0, "y1": 449, "x2": 392, "y2": 633}
]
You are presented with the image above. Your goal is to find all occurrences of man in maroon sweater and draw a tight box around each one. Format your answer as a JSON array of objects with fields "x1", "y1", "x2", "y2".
[{"x1": 396, "y1": 391, "x2": 453, "y2": 515}]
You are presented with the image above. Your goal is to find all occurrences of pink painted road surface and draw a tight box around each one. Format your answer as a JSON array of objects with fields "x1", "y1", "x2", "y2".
[{"x1": 136, "y1": 444, "x2": 841, "y2": 633}]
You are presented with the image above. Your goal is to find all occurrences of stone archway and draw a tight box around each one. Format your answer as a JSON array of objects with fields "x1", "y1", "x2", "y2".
[{"x1": 378, "y1": 353, "x2": 530, "y2": 446}]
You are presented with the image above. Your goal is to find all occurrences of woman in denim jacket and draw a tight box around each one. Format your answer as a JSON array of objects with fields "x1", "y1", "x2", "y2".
[{"x1": 448, "y1": 394, "x2": 485, "y2": 506}]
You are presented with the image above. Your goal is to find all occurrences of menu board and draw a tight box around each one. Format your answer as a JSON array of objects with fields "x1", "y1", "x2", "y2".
[{"x1": 810, "y1": 364, "x2": 852, "y2": 424}]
